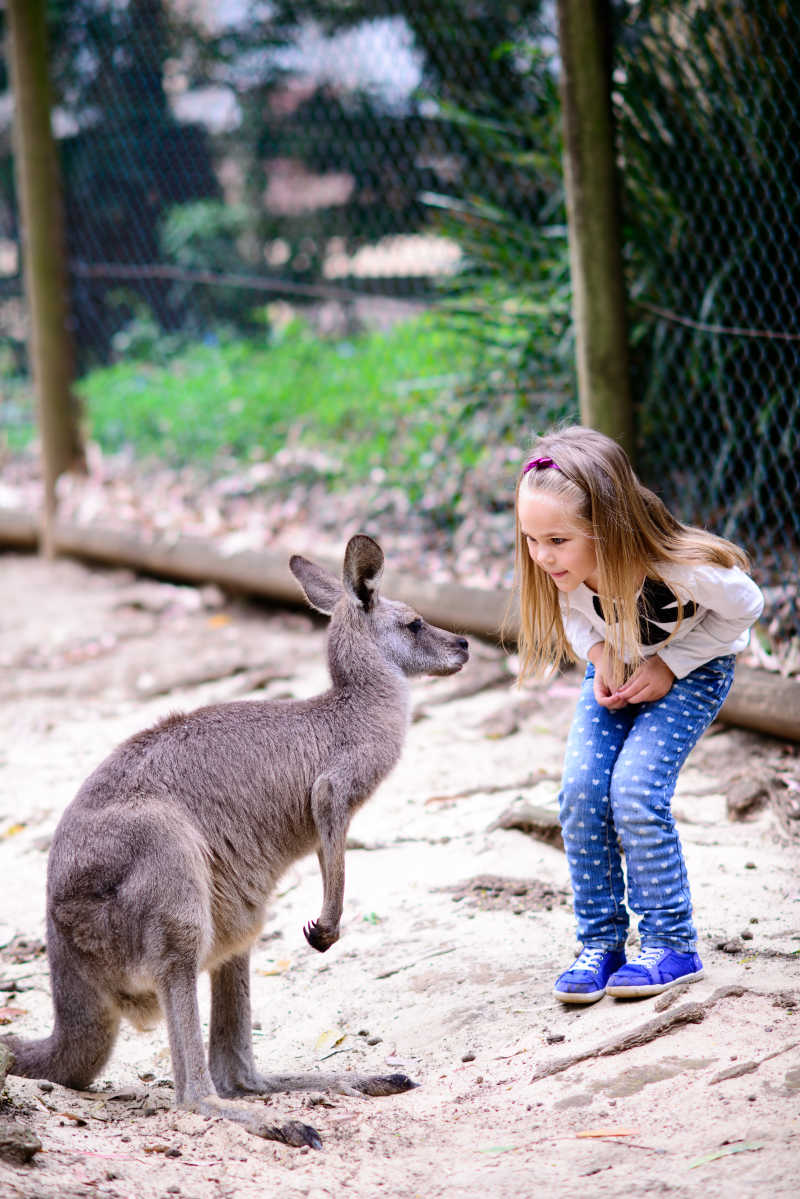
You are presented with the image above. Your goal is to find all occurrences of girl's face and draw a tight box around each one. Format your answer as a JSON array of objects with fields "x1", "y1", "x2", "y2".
[{"x1": 518, "y1": 488, "x2": 599, "y2": 592}]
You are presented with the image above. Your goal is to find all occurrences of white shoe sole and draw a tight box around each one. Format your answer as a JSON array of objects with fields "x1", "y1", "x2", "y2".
[
  {"x1": 553, "y1": 987, "x2": 606, "y2": 1005},
  {"x1": 606, "y1": 968, "x2": 704, "y2": 998}
]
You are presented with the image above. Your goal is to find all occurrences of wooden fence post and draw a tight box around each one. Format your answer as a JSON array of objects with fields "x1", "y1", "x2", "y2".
[
  {"x1": 556, "y1": 0, "x2": 634, "y2": 458},
  {"x1": 6, "y1": 0, "x2": 84, "y2": 554}
]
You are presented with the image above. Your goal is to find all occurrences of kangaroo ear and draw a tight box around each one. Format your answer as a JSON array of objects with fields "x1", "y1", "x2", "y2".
[
  {"x1": 342, "y1": 534, "x2": 384, "y2": 610},
  {"x1": 289, "y1": 555, "x2": 343, "y2": 616}
]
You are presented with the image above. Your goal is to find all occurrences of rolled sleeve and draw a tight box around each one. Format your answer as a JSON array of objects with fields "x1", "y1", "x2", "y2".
[{"x1": 658, "y1": 565, "x2": 764, "y2": 678}]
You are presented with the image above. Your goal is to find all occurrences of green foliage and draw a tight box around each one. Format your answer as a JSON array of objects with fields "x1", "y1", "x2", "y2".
[
  {"x1": 616, "y1": 0, "x2": 800, "y2": 544},
  {"x1": 0, "y1": 374, "x2": 35, "y2": 451},
  {"x1": 76, "y1": 313, "x2": 489, "y2": 500},
  {"x1": 157, "y1": 200, "x2": 266, "y2": 338},
  {"x1": 425, "y1": 41, "x2": 577, "y2": 430}
]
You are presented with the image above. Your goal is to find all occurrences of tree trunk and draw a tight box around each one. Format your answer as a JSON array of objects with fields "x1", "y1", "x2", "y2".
[
  {"x1": 6, "y1": 0, "x2": 85, "y2": 555},
  {"x1": 556, "y1": 0, "x2": 634, "y2": 458}
]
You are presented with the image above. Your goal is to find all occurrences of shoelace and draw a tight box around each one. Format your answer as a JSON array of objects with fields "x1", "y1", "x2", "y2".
[
  {"x1": 573, "y1": 946, "x2": 610, "y2": 970},
  {"x1": 630, "y1": 946, "x2": 667, "y2": 967}
]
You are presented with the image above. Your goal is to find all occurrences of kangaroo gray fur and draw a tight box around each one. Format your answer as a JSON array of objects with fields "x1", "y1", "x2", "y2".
[{"x1": 2, "y1": 535, "x2": 469, "y2": 1149}]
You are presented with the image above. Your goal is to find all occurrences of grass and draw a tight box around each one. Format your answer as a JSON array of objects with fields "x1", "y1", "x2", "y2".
[{"x1": 68, "y1": 313, "x2": 485, "y2": 491}]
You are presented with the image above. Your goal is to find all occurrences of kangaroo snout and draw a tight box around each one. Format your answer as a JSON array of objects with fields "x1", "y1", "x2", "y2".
[{"x1": 433, "y1": 633, "x2": 469, "y2": 675}]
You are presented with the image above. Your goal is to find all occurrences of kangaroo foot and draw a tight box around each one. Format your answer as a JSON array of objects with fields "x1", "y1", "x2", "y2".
[
  {"x1": 222, "y1": 1069, "x2": 419, "y2": 1099},
  {"x1": 331, "y1": 1072, "x2": 418, "y2": 1098},
  {"x1": 244, "y1": 1074, "x2": 417, "y2": 1098},
  {"x1": 185, "y1": 1093, "x2": 322, "y2": 1149},
  {"x1": 303, "y1": 919, "x2": 339, "y2": 953}
]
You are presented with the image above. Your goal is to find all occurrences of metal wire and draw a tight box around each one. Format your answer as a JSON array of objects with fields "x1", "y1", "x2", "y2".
[
  {"x1": 0, "y1": 1, "x2": 796, "y2": 641},
  {"x1": 615, "y1": 0, "x2": 800, "y2": 644}
]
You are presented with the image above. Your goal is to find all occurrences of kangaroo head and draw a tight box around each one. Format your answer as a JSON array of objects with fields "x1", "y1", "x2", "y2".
[{"x1": 290, "y1": 534, "x2": 469, "y2": 679}]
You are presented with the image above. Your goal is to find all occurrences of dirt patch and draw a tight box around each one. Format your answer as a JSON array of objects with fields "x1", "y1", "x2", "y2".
[
  {"x1": 0, "y1": 552, "x2": 798, "y2": 1198},
  {"x1": 436, "y1": 874, "x2": 569, "y2": 913}
]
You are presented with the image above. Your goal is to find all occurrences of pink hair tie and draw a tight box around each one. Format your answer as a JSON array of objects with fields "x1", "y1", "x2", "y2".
[{"x1": 522, "y1": 455, "x2": 561, "y2": 474}]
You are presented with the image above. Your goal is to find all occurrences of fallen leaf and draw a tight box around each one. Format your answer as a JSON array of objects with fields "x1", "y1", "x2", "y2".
[
  {"x1": 576, "y1": 1127, "x2": 639, "y2": 1139},
  {"x1": 315, "y1": 1029, "x2": 347, "y2": 1053},
  {"x1": 207, "y1": 613, "x2": 231, "y2": 629},
  {"x1": 255, "y1": 958, "x2": 292, "y2": 976},
  {"x1": 688, "y1": 1142, "x2": 765, "y2": 1168},
  {"x1": 0, "y1": 1006, "x2": 27, "y2": 1023},
  {"x1": 1, "y1": 824, "x2": 26, "y2": 839}
]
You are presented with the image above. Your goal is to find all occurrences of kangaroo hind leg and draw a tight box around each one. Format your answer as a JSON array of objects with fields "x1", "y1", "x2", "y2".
[
  {"x1": 3, "y1": 934, "x2": 120, "y2": 1090},
  {"x1": 163, "y1": 956, "x2": 322, "y2": 1149}
]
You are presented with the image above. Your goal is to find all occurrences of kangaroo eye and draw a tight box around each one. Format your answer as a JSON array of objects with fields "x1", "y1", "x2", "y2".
[{"x1": 407, "y1": 618, "x2": 423, "y2": 633}]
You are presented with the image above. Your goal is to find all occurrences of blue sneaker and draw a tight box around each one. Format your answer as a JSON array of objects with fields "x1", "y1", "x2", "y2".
[
  {"x1": 605, "y1": 947, "x2": 704, "y2": 998},
  {"x1": 553, "y1": 946, "x2": 627, "y2": 1005}
]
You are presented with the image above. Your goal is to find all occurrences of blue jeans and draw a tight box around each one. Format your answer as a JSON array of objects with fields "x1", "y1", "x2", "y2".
[{"x1": 558, "y1": 656, "x2": 736, "y2": 953}]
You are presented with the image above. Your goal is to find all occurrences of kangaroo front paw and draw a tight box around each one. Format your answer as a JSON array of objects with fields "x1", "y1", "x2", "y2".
[{"x1": 303, "y1": 920, "x2": 339, "y2": 953}]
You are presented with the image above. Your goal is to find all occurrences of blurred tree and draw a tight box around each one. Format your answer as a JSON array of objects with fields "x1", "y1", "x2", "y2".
[
  {"x1": 0, "y1": 0, "x2": 554, "y2": 361},
  {"x1": 6, "y1": 0, "x2": 85, "y2": 551},
  {"x1": 0, "y1": 0, "x2": 222, "y2": 365}
]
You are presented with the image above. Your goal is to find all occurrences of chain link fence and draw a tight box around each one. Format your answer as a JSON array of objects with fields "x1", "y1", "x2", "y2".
[
  {"x1": 615, "y1": 0, "x2": 800, "y2": 647},
  {"x1": 0, "y1": 1, "x2": 797, "y2": 641}
]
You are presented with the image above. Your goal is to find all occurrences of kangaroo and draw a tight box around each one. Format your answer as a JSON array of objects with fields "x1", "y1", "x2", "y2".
[{"x1": 2, "y1": 535, "x2": 469, "y2": 1149}]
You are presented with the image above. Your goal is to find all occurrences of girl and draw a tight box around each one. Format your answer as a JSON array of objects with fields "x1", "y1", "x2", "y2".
[{"x1": 513, "y1": 426, "x2": 764, "y2": 1003}]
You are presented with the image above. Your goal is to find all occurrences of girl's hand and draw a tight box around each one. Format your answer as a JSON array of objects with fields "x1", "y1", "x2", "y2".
[
  {"x1": 611, "y1": 655, "x2": 675, "y2": 705},
  {"x1": 587, "y1": 644, "x2": 628, "y2": 710},
  {"x1": 593, "y1": 668, "x2": 626, "y2": 709},
  {"x1": 587, "y1": 645, "x2": 675, "y2": 708}
]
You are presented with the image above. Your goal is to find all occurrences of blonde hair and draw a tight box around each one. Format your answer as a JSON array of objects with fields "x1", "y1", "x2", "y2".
[{"x1": 512, "y1": 426, "x2": 749, "y2": 687}]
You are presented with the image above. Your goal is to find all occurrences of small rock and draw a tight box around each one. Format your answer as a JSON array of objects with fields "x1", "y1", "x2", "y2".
[
  {"x1": 716, "y1": 938, "x2": 745, "y2": 954},
  {"x1": 740, "y1": 929, "x2": 754, "y2": 941},
  {"x1": 0, "y1": 1123, "x2": 42, "y2": 1165},
  {"x1": 478, "y1": 708, "x2": 521, "y2": 739},
  {"x1": 745, "y1": 861, "x2": 757, "y2": 870},
  {"x1": 545, "y1": 1032, "x2": 565, "y2": 1044},
  {"x1": 367, "y1": 1036, "x2": 382, "y2": 1046},
  {"x1": 726, "y1": 777, "x2": 770, "y2": 821},
  {"x1": 487, "y1": 800, "x2": 564, "y2": 851},
  {"x1": 0, "y1": 1043, "x2": 14, "y2": 1088},
  {"x1": 38, "y1": 1081, "x2": 54, "y2": 1093},
  {"x1": 461, "y1": 1051, "x2": 476, "y2": 1063}
]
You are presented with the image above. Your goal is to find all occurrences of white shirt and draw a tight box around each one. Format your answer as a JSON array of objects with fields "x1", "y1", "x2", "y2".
[{"x1": 560, "y1": 562, "x2": 764, "y2": 679}]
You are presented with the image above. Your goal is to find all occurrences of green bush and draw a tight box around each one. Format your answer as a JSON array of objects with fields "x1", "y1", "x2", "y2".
[{"x1": 76, "y1": 312, "x2": 489, "y2": 500}]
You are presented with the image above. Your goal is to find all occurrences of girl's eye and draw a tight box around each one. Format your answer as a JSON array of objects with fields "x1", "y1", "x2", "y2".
[
  {"x1": 408, "y1": 618, "x2": 423, "y2": 633},
  {"x1": 551, "y1": 538, "x2": 566, "y2": 545}
]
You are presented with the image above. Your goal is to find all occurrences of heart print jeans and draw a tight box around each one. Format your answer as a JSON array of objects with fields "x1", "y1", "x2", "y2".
[{"x1": 558, "y1": 655, "x2": 736, "y2": 953}]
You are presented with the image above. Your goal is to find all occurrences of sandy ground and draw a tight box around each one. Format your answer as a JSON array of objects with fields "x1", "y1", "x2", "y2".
[{"x1": 0, "y1": 552, "x2": 798, "y2": 1199}]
